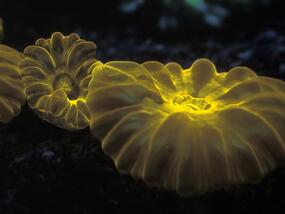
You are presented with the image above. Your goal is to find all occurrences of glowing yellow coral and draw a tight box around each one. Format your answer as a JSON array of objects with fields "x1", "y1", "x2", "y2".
[
  {"x1": 0, "y1": 44, "x2": 25, "y2": 123},
  {"x1": 20, "y1": 32, "x2": 97, "y2": 130},
  {"x1": 87, "y1": 59, "x2": 285, "y2": 196}
]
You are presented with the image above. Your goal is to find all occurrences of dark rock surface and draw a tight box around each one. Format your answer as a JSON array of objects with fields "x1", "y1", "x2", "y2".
[
  {"x1": 1, "y1": 28, "x2": 285, "y2": 213},
  {"x1": 1, "y1": 106, "x2": 285, "y2": 214},
  {"x1": 1, "y1": 2, "x2": 285, "y2": 213},
  {"x1": 1, "y1": 105, "x2": 285, "y2": 214}
]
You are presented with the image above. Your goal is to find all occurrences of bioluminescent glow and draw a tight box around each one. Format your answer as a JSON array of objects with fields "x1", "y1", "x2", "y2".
[
  {"x1": 20, "y1": 32, "x2": 97, "y2": 130},
  {"x1": 0, "y1": 44, "x2": 25, "y2": 123},
  {"x1": 87, "y1": 58, "x2": 285, "y2": 196}
]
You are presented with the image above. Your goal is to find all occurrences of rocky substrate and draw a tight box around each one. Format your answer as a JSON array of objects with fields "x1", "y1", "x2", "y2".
[{"x1": 1, "y1": 27, "x2": 285, "y2": 214}]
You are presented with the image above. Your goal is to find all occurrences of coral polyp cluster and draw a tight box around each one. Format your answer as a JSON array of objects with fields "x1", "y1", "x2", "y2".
[
  {"x1": 0, "y1": 44, "x2": 25, "y2": 123},
  {"x1": 2, "y1": 31, "x2": 285, "y2": 197},
  {"x1": 87, "y1": 59, "x2": 285, "y2": 196},
  {"x1": 20, "y1": 32, "x2": 97, "y2": 130}
]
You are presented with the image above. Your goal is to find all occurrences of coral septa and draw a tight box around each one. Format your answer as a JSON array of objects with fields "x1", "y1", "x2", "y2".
[
  {"x1": 225, "y1": 66, "x2": 257, "y2": 86},
  {"x1": 66, "y1": 33, "x2": 81, "y2": 48},
  {"x1": 21, "y1": 32, "x2": 96, "y2": 130},
  {"x1": 21, "y1": 66, "x2": 47, "y2": 80},
  {"x1": 0, "y1": 50, "x2": 23, "y2": 66},
  {"x1": 0, "y1": 44, "x2": 26, "y2": 123},
  {"x1": 87, "y1": 83, "x2": 163, "y2": 114},
  {"x1": 24, "y1": 45, "x2": 56, "y2": 73},
  {"x1": 142, "y1": 61, "x2": 176, "y2": 91},
  {"x1": 0, "y1": 99, "x2": 18, "y2": 123},
  {"x1": 105, "y1": 61, "x2": 154, "y2": 83},
  {"x1": 67, "y1": 41, "x2": 97, "y2": 72},
  {"x1": 189, "y1": 58, "x2": 217, "y2": 95},
  {"x1": 51, "y1": 32, "x2": 66, "y2": 64},
  {"x1": 48, "y1": 89, "x2": 69, "y2": 116}
]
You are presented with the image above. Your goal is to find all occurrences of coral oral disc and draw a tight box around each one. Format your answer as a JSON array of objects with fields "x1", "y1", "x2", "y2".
[
  {"x1": 87, "y1": 58, "x2": 285, "y2": 196},
  {"x1": 53, "y1": 73, "x2": 79, "y2": 100}
]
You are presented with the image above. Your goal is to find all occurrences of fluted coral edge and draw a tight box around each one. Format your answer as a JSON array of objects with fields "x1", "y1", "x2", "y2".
[
  {"x1": 87, "y1": 58, "x2": 285, "y2": 196},
  {"x1": 20, "y1": 32, "x2": 97, "y2": 130},
  {"x1": 0, "y1": 44, "x2": 25, "y2": 123}
]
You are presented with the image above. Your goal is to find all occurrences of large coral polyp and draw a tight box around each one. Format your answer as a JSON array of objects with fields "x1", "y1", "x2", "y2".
[
  {"x1": 20, "y1": 32, "x2": 97, "y2": 130},
  {"x1": 87, "y1": 58, "x2": 285, "y2": 196}
]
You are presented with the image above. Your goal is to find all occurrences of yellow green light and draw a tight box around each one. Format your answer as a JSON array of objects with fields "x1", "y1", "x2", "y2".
[
  {"x1": 87, "y1": 58, "x2": 285, "y2": 197},
  {"x1": 20, "y1": 32, "x2": 97, "y2": 130}
]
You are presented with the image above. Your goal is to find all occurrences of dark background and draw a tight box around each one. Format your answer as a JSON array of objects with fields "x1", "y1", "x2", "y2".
[{"x1": 1, "y1": 0, "x2": 285, "y2": 213}]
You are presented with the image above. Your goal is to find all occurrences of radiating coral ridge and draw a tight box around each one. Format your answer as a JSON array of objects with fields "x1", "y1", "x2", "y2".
[
  {"x1": 20, "y1": 32, "x2": 97, "y2": 130},
  {"x1": 0, "y1": 44, "x2": 25, "y2": 123},
  {"x1": 87, "y1": 59, "x2": 285, "y2": 196}
]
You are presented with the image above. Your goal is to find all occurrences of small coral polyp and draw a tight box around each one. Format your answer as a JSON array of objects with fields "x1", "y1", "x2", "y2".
[
  {"x1": 20, "y1": 32, "x2": 97, "y2": 130},
  {"x1": 87, "y1": 58, "x2": 285, "y2": 196},
  {"x1": 0, "y1": 45, "x2": 25, "y2": 123}
]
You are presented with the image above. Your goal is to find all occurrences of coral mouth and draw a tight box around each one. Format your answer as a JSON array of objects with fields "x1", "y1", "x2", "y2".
[
  {"x1": 171, "y1": 94, "x2": 212, "y2": 111},
  {"x1": 53, "y1": 73, "x2": 80, "y2": 100}
]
